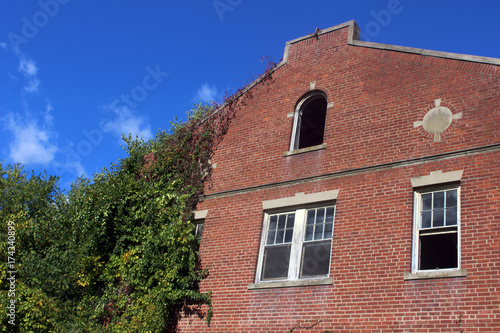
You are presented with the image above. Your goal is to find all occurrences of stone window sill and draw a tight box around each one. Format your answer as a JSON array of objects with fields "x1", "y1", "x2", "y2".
[
  {"x1": 404, "y1": 268, "x2": 467, "y2": 281},
  {"x1": 283, "y1": 143, "x2": 327, "y2": 157},
  {"x1": 248, "y1": 277, "x2": 334, "y2": 290}
]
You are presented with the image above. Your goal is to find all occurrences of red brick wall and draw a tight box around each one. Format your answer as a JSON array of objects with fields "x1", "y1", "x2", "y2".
[{"x1": 178, "y1": 23, "x2": 500, "y2": 332}]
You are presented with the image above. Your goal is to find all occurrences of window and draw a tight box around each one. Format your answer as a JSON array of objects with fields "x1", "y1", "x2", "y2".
[
  {"x1": 257, "y1": 205, "x2": 335, "y2": 283},
  {"x1": 413, "y1": 186, "x2": 460, "y2": 272},
  {"x1": 290, "y1": 91, "x2": 328, "y2": 150},
  {"x1": 194, "y1": 222, "x2": 204, "y2": 241},
  {"x1": 192, "y1": 210, "x2": 207, "y2": 242}
]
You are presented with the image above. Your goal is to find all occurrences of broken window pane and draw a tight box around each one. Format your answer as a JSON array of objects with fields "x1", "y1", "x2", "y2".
[{"x1": 446, "y1": 189, "x2": 457, "y2": 207}]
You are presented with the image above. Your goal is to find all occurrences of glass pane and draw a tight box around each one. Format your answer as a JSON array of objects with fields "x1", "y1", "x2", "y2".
[
  {"x1": 276, "y1": 229, "x2": 284, "y2": 244},
  {"x1": 300, "y1": 240, "x2": 331, "y2": 278},
  {"x1": 314, "y1": 223, "x2": 324, "y2": 240},
  {"x1": 324, "y1": 223, "x2": 333, "y2": 239},
  {"x1": 421, "y1": 211, "x2": 432, "y2": 228},
  {"x1": 325, "y1": 207, "x2": 335, "y2": 223},
  {"x1": 267, "y1": 230, "x2": 276, "y2": 245},
  {"x1": 278, "y1": 215, "x2": 286, "y2": 229},
  {"x1": 434, "y1": 191, "x2": 444, "y2": 209},
  {"x1": 285, "y1": 229, "x2": 294, "y2": 243},
  {"x1": 446, "y1": 207, "x2": 457, "y2": 226},
  {"x1": 433, "y1": 209, "x2": 444, "y2": 227},
  {"x1": 305, "y1": 226, "x2": 314, "y2": 241},
  {"x1": 446, "y1": 190, "x2": 457, "y2": 207},
  {"x1": 316, "y1": 208, "x2": 325, "y2": 224},
  {"x1": 286, "y1": 214, "x2": 295, "y2": 228},
  {"x1": 269, "y1": 215, "x2": 277, "y2": 230},
  {"x1": 262, "y1": 245, "x2": 291, "y2": 280},
  {"x1": 422, "y1": 193, "x2": 432, "y2": 210},
  {"x1": 306, "y1": 209, "x2": 315, "y2": 225}
]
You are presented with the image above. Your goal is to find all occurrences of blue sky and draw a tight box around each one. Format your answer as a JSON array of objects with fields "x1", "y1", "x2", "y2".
[{"x1": 1, "y1": 0, "x2": 499, "y2": 190}]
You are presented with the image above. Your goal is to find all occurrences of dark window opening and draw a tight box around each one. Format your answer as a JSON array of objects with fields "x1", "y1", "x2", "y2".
[
  {"x1": 419, "y1": 231, "x2": 458, "y2": 270},
  {"x1": 296, "y1": 95, "x2": 328, "y2": 149}
]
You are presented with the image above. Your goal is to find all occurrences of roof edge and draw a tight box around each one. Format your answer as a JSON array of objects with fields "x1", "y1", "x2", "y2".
[{"x1": 279, "y1": 20, "x2": 500, "y2": 67}]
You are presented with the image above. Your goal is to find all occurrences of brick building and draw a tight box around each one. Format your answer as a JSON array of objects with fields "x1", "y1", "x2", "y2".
[{"x1": 179, "y1": 21, "x2": 500, "y2": 332}]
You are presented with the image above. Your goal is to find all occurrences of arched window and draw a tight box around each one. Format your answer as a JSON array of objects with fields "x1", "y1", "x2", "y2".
[{"x1": 290, "y1": 91, "x2": 328, "y2": 150}]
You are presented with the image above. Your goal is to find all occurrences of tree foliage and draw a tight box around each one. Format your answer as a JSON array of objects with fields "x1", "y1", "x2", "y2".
[
  {"x1": 0, "y1": 59, "x2": 276, "y2": 332},
  {"x1": 0, "y1": 102, "x2": 237, "y2": 332}
]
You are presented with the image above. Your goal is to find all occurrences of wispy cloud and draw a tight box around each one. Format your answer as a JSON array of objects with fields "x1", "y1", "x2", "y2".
[
  {"x1": 16, "y1": 56, "x2": 41, "y2": 93},
  {"x1": 24, "y1": 78, "x2": 40, "y2": 93},
  {"x1": 194, "y1": 83, "x2": 218, "y2": 102},
  {"x1": 102, "y1": 103, "x2": 153, "y2": 141},
  {"x1": 5, "y1": 108, "x2": 57, "y2": 165},
  {"x1": 18, "y1": 57, "x2": 38, "y2": 76}
]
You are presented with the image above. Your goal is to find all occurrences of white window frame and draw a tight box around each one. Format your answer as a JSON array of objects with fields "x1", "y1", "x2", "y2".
[
  {"x1": 412, "y1": 185, "x2": 461, "y2": 273},
  {"x1": 250, "y1": 191, "x2": 338, "y2": 289},
  {"x1": 406, "y1": 170, "x2": 467, "y2": 280}
]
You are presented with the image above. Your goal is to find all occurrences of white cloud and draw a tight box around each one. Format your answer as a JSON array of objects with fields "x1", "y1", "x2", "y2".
[
  {"x1": 194, "y1": 83, "x2": 218, "y2": 102},
  {"x1": 18, "y1": 57, "x2": 38, "y2": 76},
  {"x1": 24, "y1": 78, "x2": 40, "y2": 93},
  {"x1": 102, "y1": 104, "x2": 153, "y2": 141},
  {"x1": 5, "y1": 113, "x2": 57, "y2": 164}
]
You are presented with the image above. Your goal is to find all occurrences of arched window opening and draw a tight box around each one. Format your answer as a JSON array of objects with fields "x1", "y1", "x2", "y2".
[{"x1": 291, "y1": 92, "x2": 328, "y2": 150}]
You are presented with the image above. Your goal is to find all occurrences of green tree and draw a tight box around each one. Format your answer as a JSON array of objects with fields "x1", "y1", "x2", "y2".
[
  {"x1": 0, "y1": 61, "x2": 276, "y2": 331},
  {"x1": 0, "y1": 163, "x2": 70, "y2": 332},
  {"x1": 0, "y1": 103, "x2": 234, "y2": 332}
]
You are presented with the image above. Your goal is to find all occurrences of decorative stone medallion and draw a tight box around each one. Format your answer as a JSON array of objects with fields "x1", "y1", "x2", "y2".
[{"x1": 414, "y1": 99, "x2": 462, "y2": 142}]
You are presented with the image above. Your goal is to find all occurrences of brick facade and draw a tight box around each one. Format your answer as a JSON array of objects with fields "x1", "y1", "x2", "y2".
[{"x1": 178, "y1": 21, "x2": 500, "y2": 332}]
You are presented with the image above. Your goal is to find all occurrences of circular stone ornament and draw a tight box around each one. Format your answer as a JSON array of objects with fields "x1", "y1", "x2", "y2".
[
  {"x1": 413, "y1": 98, "x2": 462, "y2": 142},
  {"x1": 422, "y1": 106, "x2": 453, "y2": 134}
]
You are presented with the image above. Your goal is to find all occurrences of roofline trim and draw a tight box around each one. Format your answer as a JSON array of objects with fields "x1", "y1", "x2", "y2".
[{"x1": 279, "y1": 20, "x2": 500, "y2": 67}]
